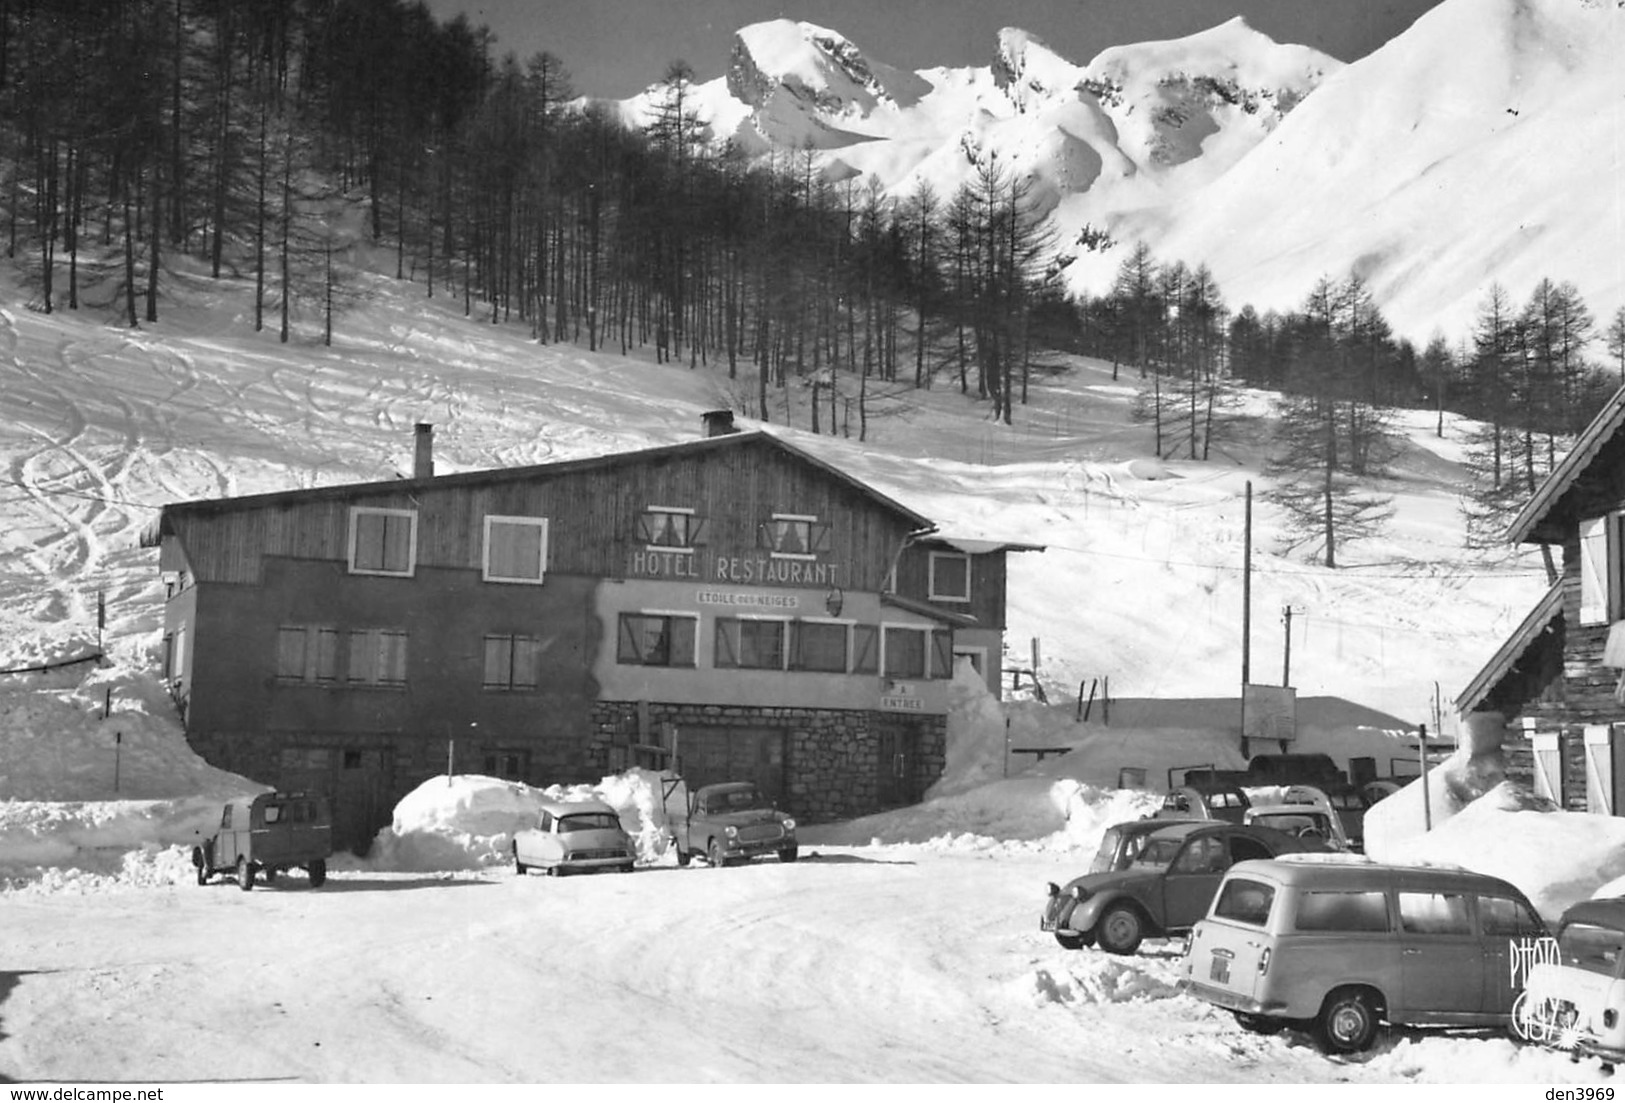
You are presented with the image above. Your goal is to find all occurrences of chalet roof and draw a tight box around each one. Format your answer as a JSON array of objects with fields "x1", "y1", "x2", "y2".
[
  {"x1": 1507, "y1": 385, "x2": 1625, "y2": 545},
  {"x1": 148, "y1": 430, "x2": 934, "y2": 535},
  {"x1": 918, "y1": 535, "x2": 1046, "y2": 555},
  {"x1": 1455, "y1": 579, "x2": 1564, "y2": 715},
  {"x1": 879, "y1": 591, "x2": 980, "y2": 628}
]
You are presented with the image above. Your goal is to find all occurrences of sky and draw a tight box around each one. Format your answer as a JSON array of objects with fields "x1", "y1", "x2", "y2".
[{"x1": 422, "y1": 0, "x2": 1448, "y2": 97}]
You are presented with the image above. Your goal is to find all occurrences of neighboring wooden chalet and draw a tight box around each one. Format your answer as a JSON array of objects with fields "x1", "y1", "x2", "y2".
[
  {"x1": 145, "y1": 416, "x2": 1040, "y2": 850},
  {"x1": 1458, "y1": 387, "x2": 1625, "y2": 814}
]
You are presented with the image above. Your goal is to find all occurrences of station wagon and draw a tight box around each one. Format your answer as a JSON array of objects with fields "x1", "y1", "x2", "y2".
[
  {"x1": 193, "y1": 791, "x2": 333, "y2": 890},
  {"x1": 1182, "y1": 858, "x2": 1548, "y2": 1052}
]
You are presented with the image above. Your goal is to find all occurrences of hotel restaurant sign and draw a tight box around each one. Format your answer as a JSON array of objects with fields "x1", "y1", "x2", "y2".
[{"x1": 626, "y1": 548, "x2": 843, "y2": 588}]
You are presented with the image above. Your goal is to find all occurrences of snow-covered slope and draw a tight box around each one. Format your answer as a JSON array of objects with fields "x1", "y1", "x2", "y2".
[{"x1": 613, "y1": 0, "x2": 1624, "y2": 344}]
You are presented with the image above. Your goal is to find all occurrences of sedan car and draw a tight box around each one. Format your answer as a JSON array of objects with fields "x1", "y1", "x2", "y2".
[
  {"x1": 1040, "y1": 821, "x2": 1324, "y2": 954},
  {"x1": 512, "y1": 798, "x2": 636, "y2": 876}
]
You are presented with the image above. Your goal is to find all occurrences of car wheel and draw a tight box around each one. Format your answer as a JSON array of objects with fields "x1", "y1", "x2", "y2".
[
  {"x1": 192, "y1": 846, "x2": 209, "y2": 886},
  {"x1": 1234, "y1": 1011, "x2": 1286, "y2": 1035},
  {"x1": 1096, "y1": 903, "x2": 1144, "y2": 955},
  {"x1": 675, "y1": 844, "x2": 692, "y2": 868},
  {"x1": 235, "y1": 856, "x2": 254, "y2": 892},
  {"x1": 263, "y1": 866, "x2": 278, "y2": 885},
  {"x1": 708, "y1": 839, "x2": 729, "y2": 868},
  {"x1": 513, "y1": 842, "x2": 527, "y2": 875},
  {"x1": 1054, "y1": 930, "x2": 1094, "y2": 950},
  {"x1": 778, "y1": 846, "x2": 798, "y2": 863},
  {"x1": 308, "y1": 859, "x2": 326, "y2": 888},
  {"x1": 1316, "y1": 989, "x2": 1380, "y2": 1053}
]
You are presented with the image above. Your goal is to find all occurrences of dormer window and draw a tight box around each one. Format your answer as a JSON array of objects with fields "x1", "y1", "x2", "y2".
[
  {"x1": 348, "y1": 507, "x2": 417, "y2": 577},
  {"x1": 639, "y1": 506, "x2": 707, "y2": 552},
  {"x1": 928, "y1": 551, "x2": 971, "y2": 602},
  {"x1": 760, "y1": 513, "x2": 830, "y2": 560}
]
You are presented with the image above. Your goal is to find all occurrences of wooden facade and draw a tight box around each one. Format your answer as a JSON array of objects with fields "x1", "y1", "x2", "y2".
[
  {"x1": 1459, "y1": 389, "x2": 1625, "y2": 814},
  {"x1": 149, "y1": 427, "x2": 1037, "y2": 851}
]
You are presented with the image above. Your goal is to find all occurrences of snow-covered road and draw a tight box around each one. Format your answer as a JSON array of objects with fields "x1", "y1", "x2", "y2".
[{"x1": 1, "y1": 848, "x2": 1600, "y2": 1085}]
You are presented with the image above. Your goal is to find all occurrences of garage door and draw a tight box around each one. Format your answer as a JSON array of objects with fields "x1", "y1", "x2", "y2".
[{"x1": 676, "y1": 728, "x2": 785, "y2": 805}]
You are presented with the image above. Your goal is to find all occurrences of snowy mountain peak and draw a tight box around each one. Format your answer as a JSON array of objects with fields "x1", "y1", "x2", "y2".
[
  {"x1": 991, "y1": 27, "x2": 1083, "y2": 112},
  {"x1": 726, "y1": 19, "x2": 927, "y2": 116}
]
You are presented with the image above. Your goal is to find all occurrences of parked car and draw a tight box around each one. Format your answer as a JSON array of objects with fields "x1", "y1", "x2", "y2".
[
  {"x1": 1181, "y1": 858, "x2": 1548, "y2": 1053},
  {"x1": 193, "y1": 791, "x2": 332, "y2": 891},
  {"x1": 1040, "y1": 822, "x2": 1322, "y2": 954},
  {"x1": 1154, "y1": 784, "x2": 1251, "y2": 824},
  {"x1": 1511, "y1": 897, "x2": 1625, "y2": 1068},
  {"x1": 512, "y1": 798, "x2": 636, "y2": 876},
  {"x1": 1089, "y1": 817, "x2": 1202, "y2": 875},
  {"x1": 664, "y1": 779, "x2": 797, "y2": 867},
  {"x1": 1244, "y1": 796, "x2": 1354, "y2": 852}
]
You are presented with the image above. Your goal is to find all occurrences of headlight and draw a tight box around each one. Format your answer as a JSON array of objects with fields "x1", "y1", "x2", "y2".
[
  {"x1": 725, "y1": 825, "x2": 738, "y2": 839},
  {"x1": 1070, "y1": 885, "x2": 1087, "y2": 901},
  {"x1": 782, "y1": 818, "x2": 796, "y2": 831},
  {"x1": 1046, "y1": 882, "x2": 1060, "y2": 897}
]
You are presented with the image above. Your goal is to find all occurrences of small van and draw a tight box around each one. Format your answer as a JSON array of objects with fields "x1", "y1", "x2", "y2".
[{"x1": 1181, "y1": 858, "x2": 1548, "y2": 1053}]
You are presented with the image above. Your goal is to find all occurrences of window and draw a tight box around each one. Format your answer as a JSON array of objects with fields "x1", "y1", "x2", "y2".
[
  {"x1": 617, "y1": 613, "x2": 697, "y2": 667},
  {"x1": 638, "y1": 507, "x2": 707, "y2": 551},
  {"x1": 1480, "y1": 895, "x2": 1544, "y2": 938},
  {"x1": 1398, "y1": 891, "x2": 1472, "y2": 936},
  {"x1": 483, "y1": 750, "x2": 529, "y2": 779},
  {"x1": 852, "y1": 624, "x2": 879, "y2": 674},
  {"x1": 276, "y1": 625, "x2": 340, "y2": 684},
  {"x1": 791, "y1": 620, "x2": 849, "y2": 672},
  {"x1": 928, "y1": 551, "x2": 971, "y2": 602},
  {"x1": 346, "y1": 628, "x2": 408, "y2": 686},
  {"x1": 1559, "y1": 923, "x2": 1625, "y2": 976},
  {"x1": 1293, "y1": 890, "x2": 1390, "y2": 933},
  {"x1": 484, "y1": 516, "x2": 549, "y2": 583},
  {"x1": 483, "y1": 634, "x2": 541, "y2": 690},
  {"x1": 716, "y1": 617, "x2": 787, "y2": 670},
  {"x1": 1580, "y1": 514, "x2": 1625, "y2": 624},
  {"x1": 883, "y1": 626, "x2": 955, "y2": 679},
  {"x1": 348, "y1": 507, "x2": 417, "y2": 576},
  {"x1": 759, "y1": 513, "x2": 830, "y2": 559},
  {"x1": 1213, "y1": 879, "x2": 1276, "y2": 927}
]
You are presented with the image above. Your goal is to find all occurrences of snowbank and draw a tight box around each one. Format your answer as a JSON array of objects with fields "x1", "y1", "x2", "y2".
[{"x1": 363, "y1": 770, "x2": 669, "y2": 871}]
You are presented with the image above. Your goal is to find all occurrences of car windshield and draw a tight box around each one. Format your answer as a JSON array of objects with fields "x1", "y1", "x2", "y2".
[
  {"x1": 1559, "y1": 922, "x2": 1625, "y2": 977},
  {"x1": 1255, "y1": 812, "x2": 1331, "y2": 838},
  {"x1": 557, "y1": 812, "x2": 620, "y2": 833},
  {"x1": 1090, "y1": 829, "x2": 1129, "y2": 874},
  {"x1": 704, "y1": 787, "x2": 765, "y2": 814},
  {"x1": 1132, "y1": 835, "x2": 1188, "y2": 869}
]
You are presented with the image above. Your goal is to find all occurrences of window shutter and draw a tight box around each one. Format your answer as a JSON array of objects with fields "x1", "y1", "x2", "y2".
[
  {"x1": 756, "y1": 523, "x2": 773, "y2": 550},
  {"x1": 617, "y1": 616, "x2": 643, "y2": 663},
  {"x1": 1581, "y1": 516, "x2": 1609, "y2": 625},
  {"x1": 315, "y1": 628, "x2": 339, "y2": 682},
  {"x1": 670, "y1": 619, "x2": 696, "y2": 667},
  {"x1": 715, "y1": 619, "x2": 739, "y2": 668},
  {"x1": 514, "y1": 637, "x2": 540, "y2": 688},
  {"x1": 347, "y1": 630, "x2": 374, "y2": 683},
  {"x1": 689, "y1": 516, "x2": 709, "y2": 547},
  {"x1": 483, "y1": 636, "x2": 510, "y2": 687},
  {"x1": 635, "y1": 513, "x2": 657, "y2": 544},
  {"x1": 852, "y1": 624, "x2": 878, "y2": 674},
  {"x1": 931, "y1": 629, "x2": 954, "y2": 679},
  {"x1": 811, "y1": 524, "x2": 832, "y2": 553},
  {"x1": 384, "y1": 514, "x2": 412, "y2": 572},
  {"x1": 278, "y1": 627, "x2": 307, "y2": 680}
]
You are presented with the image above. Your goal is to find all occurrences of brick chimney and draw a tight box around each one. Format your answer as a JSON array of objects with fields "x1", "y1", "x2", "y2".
[
  {"x1": 701, "y1": 409, "x2": 738, "y2": 437},
  {"x1": 414, "y1": 423, "x2": 434, "y2": 478}
]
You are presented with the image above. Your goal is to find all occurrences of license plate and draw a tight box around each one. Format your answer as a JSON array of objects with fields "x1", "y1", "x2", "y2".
[{"x1": 1209, "y1": 955, "x2": 1231, "y2": 984}]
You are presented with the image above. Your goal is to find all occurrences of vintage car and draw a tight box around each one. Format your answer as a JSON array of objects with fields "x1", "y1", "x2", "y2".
[
  {"x1": 512, "y1": 798, "x2": 636, "y2": 876},
  {"x1": 1153, "y1": 784, "x2": 1251, "y2": 825},
  {"x1": 1040, "y1": 821, "x2": 1322, "y2": 954},
  {"x1": 193, "y1": 791, "x2": 332, "y2": 891},
  {"x1": 1512, "y1": 897, "x2": 1625, "y2": 1068},
  {"x1": 1184, "y1": 858, "x2": 1548, "y2": 1053},
  {"x1": 1089, "y1": 817, "x2": 1202, "y2": 875},
  {"x1": 1244, "y1": 798, "x2": 1355, "y2": 852},
  {"x1": 664, "y1": 779, "x2": 797, "y2": 867}
]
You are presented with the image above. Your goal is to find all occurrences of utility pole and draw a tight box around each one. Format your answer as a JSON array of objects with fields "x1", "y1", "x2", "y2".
[
  {"x1": 1282, "y1": 605, "x2": 1300, "y2": 687},
  {"x1": 1241, "y1": 481, "x2": 1252, "y2": 749}
]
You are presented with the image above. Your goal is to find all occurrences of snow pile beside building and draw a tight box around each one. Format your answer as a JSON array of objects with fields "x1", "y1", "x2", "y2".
[
  {"x1": 1363, "y1": 711, "x2": 1529, "y2": 857},
  {"x1": 1369, "y1": 780, "x2": 1625, "y2": 921},
  {"x1": 364, "y1": 771, "x2": 667, "y2": 871}
]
